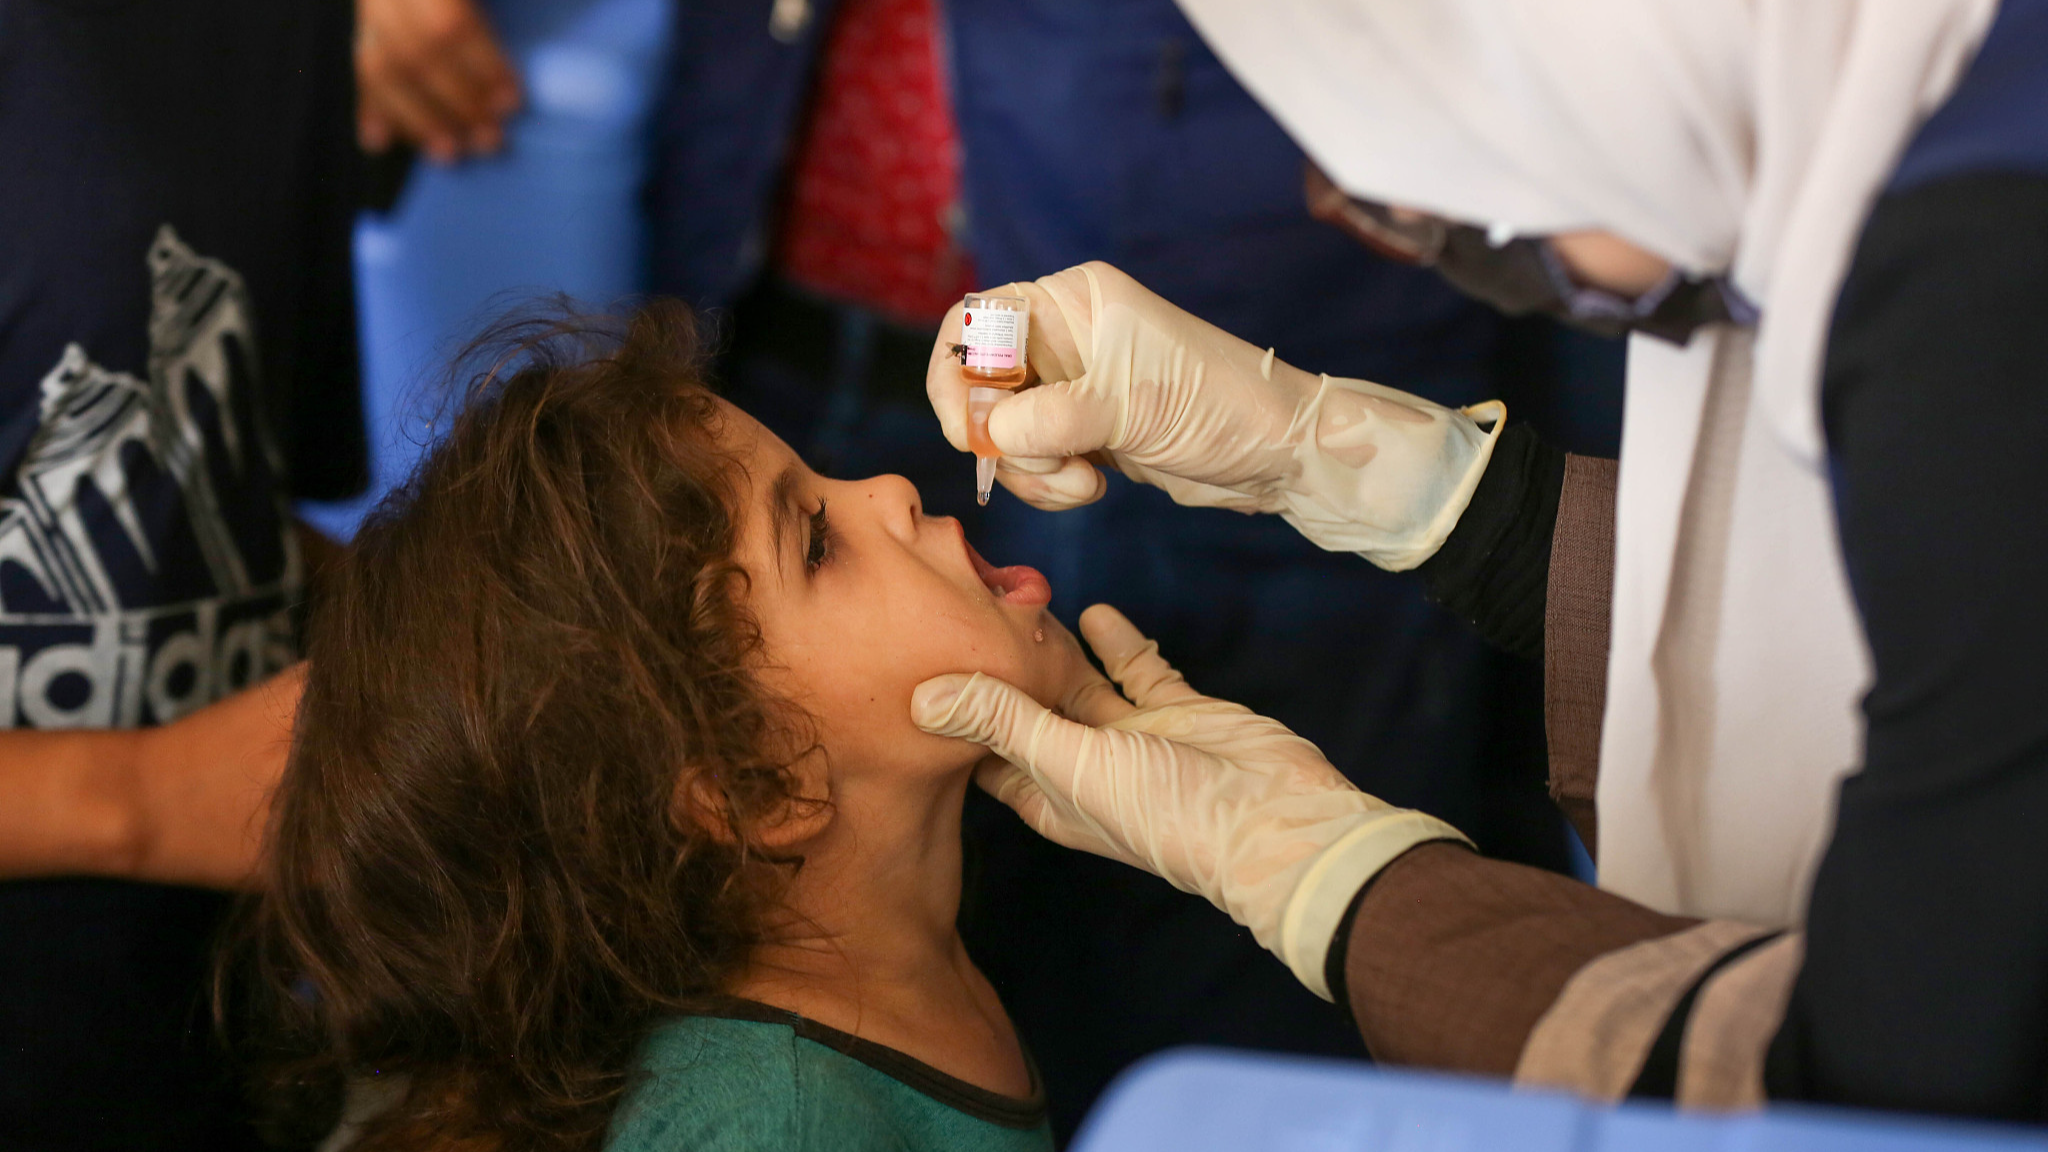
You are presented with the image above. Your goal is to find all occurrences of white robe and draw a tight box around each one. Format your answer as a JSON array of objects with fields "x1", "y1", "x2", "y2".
[{"x1": 1172, "y1": 0, "x2": 1997, "y2": 924}]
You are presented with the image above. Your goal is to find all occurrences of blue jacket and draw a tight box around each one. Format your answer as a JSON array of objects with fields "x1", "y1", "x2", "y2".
[
  {"x1": 645, "y1": 0, "x2": 1499, "y2": 384},
  {"x1": 1889, "y1": 0, "x2": 2048, "y2": 195}
]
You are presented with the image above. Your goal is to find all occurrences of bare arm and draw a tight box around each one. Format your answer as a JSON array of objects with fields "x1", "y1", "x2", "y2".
[
  {"x1": 0, "y1": 725, "x2": 149, "y2": 880},
  {"x1": 0, "y1": 522, "x2": 324, "y2": 887},
  {"x1": 0, "y1": 665, "x2": 301, "y2": 888}
]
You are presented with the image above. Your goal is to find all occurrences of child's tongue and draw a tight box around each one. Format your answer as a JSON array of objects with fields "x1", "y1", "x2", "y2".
[
  {"x1": 987, "y1": 562, "x2": 1052, "y2": 607},
  {"x1": 968, "y1": 544, "x2": 1052, "y2": 607}
]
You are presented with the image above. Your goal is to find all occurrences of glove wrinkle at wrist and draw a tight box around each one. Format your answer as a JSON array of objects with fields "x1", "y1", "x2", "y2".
[{"x1": 1279, "y1": 382, "x2": 1505, "y2": 570}]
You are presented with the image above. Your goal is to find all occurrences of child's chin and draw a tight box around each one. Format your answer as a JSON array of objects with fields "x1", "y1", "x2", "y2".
[{"x1": 1020, "y1": 621, "x2": 1096, "y2": 706}]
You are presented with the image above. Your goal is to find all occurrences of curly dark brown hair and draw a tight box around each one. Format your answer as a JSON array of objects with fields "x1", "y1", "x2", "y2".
[{"x1": 230, "y1": 301, "x2": 815, "y2": 1151}]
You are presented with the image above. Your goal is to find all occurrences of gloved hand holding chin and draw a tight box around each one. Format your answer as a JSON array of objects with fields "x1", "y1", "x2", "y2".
[{"x1": 912, "y1": 604, "x2": 1469, "y2": 999}]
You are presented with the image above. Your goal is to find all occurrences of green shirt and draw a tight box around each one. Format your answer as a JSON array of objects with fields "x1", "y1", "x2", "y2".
[{"x1": 606, "y1": 1001, "x2": 1053, "y2": 1152}]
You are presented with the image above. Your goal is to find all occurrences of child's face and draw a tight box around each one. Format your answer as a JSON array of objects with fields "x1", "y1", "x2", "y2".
[{"x1": 721, "y1": 403, "x2": 1082, "y2": 783}]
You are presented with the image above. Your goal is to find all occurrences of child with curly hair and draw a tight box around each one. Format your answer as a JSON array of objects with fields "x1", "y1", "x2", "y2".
[{"x1": 236, "y1": 302, "x2": 1122, "y2": 1152}]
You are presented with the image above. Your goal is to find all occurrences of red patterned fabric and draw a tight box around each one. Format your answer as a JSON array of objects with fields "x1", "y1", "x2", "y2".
[{"x1": 774, "y1": 0, "x2": 975, "y2": 326}]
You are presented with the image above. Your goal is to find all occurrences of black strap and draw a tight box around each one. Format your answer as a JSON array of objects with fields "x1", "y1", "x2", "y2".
[
  {"x1": 722, "y1": 278, "x2": 939, "y2": 408},
  {"x1": 1627, "y1": 931, "x2": 1785, "y2": 1100}
]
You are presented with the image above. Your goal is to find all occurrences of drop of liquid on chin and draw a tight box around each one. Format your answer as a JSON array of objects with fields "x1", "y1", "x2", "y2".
[{"x1": 1033, "y1": 628, "x2": 1046, "y2": 643}]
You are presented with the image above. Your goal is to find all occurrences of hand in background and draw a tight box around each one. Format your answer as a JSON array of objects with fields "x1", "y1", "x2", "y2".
[{"x1": 356, "y1": 0, "x2": 521, "y2": 162}]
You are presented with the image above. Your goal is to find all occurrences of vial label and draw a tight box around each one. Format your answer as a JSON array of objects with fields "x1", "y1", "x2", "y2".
[{"x1": 962, "y1": 306, "x2": 1026, "y2": 370}]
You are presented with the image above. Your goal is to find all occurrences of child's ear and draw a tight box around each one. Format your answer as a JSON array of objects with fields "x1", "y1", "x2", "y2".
[
  {"x1": 679, "y1": 754, "x2": 833, "y2": 849},
  {"x1": 753, "y1": 792, "x2": 834, "y2": 850}
]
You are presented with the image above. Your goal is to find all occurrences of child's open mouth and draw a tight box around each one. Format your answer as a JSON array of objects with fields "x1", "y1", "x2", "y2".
[{"x1": 965, "y1": 540, "x2": 1052, "y2": 608}]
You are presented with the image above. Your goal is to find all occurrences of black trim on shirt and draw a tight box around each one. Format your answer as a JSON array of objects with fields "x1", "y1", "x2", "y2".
[
  {"x1": 1322, "y1": 840, "x2": 1483, "y2": 1026},
  {"x1": 688, "y1": 998, "x2": 1048, "y2": 1130},
  {"x1": 1626, "y1": 932, "x2": 1783, "y2": 1101},
  {"x1": 1413, "y1": 422, "x2": 1566, "y2": 662}
]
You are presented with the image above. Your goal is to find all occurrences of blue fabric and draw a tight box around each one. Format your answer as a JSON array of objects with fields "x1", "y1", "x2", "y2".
[
  {"x1": 946, "y1": 4, "x2": 1488, "y2": 365},
  {"x1": 645, "y1": 0, "x2": 837, "y2": 308},
  {"x1": 1888, "y1": 0, "x2": 2048, "y2": 195},
  {"x1": 301, "y1": 0, "x2": 670, "y2": 539},
  {"x1": 1070, "y1": 1049, "x2": 2048, "y2": 1152}
]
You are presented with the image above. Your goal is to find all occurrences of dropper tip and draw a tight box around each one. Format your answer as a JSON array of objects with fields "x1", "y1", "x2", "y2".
[{"x1": 975, "y1": 455, "x2": 996, "y2": 507}]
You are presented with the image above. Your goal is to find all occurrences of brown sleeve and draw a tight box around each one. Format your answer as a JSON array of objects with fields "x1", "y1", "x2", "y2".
[
  {"x1": 1341, "y1": 841, "x2": 1691, "y2": 1075},
  {"x1": 1339, "y1": 843, "x2": 1799, "y2": 1107},
  {"x1": 1544, "y1": 454, "x2": 1617, "y2": 856},
  {"x1": 1340, "y1": 456, "x2": 1801, "y2": 1099}
]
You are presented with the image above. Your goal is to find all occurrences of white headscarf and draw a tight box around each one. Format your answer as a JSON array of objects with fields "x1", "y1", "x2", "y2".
[{"x1": 1175, "y1": 0, "x2": 1997, "y2": 924}]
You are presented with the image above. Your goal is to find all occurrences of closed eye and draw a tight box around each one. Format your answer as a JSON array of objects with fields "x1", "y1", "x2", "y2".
[{"x1": 805, "y1": 502, "x2": 832, "y2": 573}]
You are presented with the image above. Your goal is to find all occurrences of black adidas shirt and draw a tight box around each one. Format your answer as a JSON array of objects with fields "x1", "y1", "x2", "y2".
[{"x1": 0, "y1": 1, "x2": 362, "y2": 1146}]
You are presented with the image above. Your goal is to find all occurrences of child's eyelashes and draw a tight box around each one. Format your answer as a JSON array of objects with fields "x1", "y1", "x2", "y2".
[{"x1": 805, "y1": 501, "x2": 833, "y2": 573}]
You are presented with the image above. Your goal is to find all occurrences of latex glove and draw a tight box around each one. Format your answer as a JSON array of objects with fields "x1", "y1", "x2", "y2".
[
  {"x1": 925, "y1": 261, "x2": 1505, "y2": 570},
  {"x1": 357, "y1": 0, "x2": 521, "y2": 161},
  {"x1": 912, "y1": 605, "x2": 1469, "y2": 999}
]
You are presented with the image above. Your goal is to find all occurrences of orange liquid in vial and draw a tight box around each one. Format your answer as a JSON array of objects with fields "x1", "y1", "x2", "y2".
[
  {"x1": 962, "y1": 295, "x2": 1028, "y2": 492},
  {"x1": 963, "y1": 363, "x2": 1028, "y2": 388},
  {"x1": 968, "y1": 411, "x2": 999, "y2": 458},
  {"x1": 966, "y1": 376, "x2": 1023, "y2": 459}
]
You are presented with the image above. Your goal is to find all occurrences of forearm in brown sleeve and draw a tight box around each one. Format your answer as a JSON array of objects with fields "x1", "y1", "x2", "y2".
[
  {"x1": 1336, "y1": 841, "x2": 1691, "y2": 1075},
  {"x1": 1335, "y1": 841, "x2": 1798, "y2": 1108}
]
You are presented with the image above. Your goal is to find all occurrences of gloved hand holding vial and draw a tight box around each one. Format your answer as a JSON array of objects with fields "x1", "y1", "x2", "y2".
[{"x1": 927, "y1": 261, "x2": 1506, "y2": 570}]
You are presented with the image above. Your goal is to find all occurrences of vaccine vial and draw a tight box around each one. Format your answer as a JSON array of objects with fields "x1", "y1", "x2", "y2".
[
  {"x1": 960, "y1": 293, "x2": 1029, "y2": 504},
  {"x1": 961, "y1": 293, "x2": 1029, "y2": 387}
]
